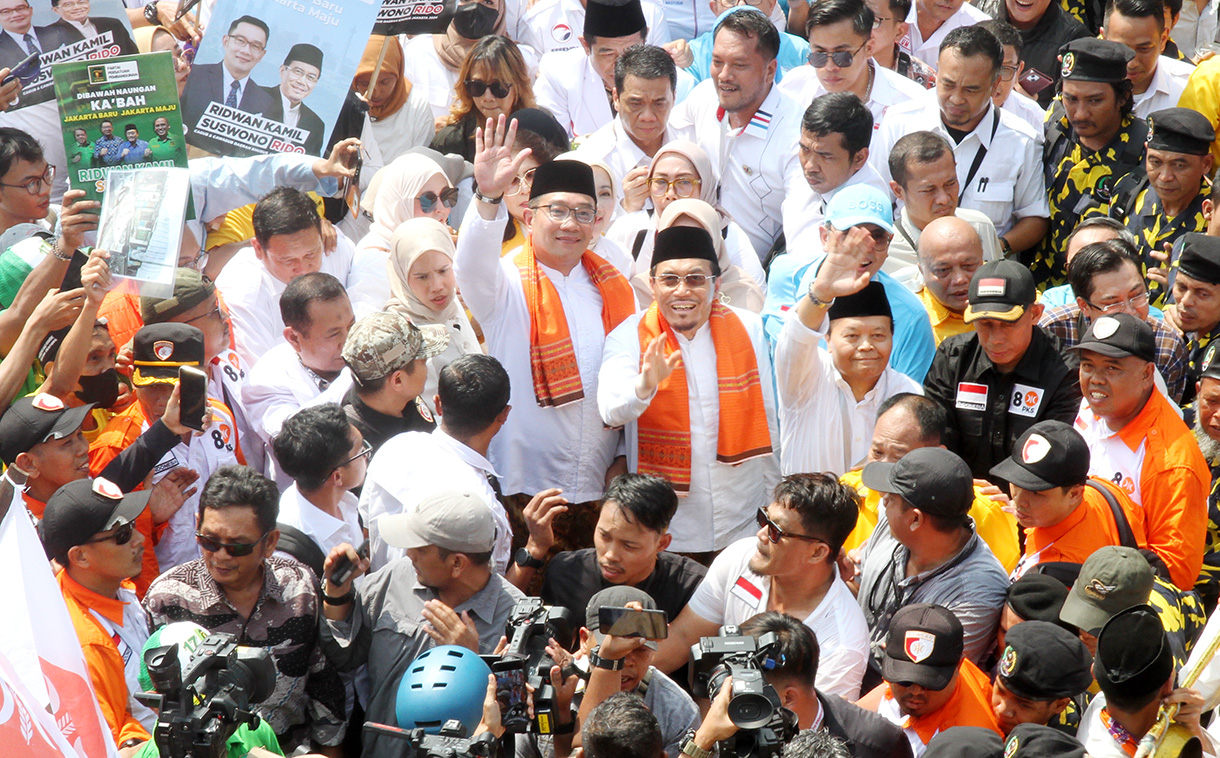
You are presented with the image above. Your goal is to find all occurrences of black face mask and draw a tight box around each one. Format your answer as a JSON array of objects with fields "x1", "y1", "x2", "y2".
[
  {"x1": 452, "y1": 3, "x2": 498, "y2": 39},
  {"x1": 76, "y1": 368, "x2": 120, "y2": 408}
]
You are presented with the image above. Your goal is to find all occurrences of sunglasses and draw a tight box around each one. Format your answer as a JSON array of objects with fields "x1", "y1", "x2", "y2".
[
  {"x1": 465, "y1": 79, "x2": 511, "y2": 98},
  {"x1": 756, "y1": 507, "x2": 824, "y2": 544},
  {"x1": 418, "y1": 187, "x2": 460, "y2": 214},
  {"x1": 86, "y1": 520, "x2": 135, "y2": 546},
  {"x1": 808, "y1": 41, "x2": 868, "y2": 69},
  {"x1": 196, "y1": 530, "x2": 270, "y2": 557}
]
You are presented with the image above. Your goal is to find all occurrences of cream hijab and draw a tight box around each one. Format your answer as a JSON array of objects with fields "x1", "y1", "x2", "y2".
[
  {"x1": 387, "y1": 217, "x2": 481, "y2": 359},
  {"x1": 359, "y1": 154, "x2": 452, "y2": 253},
  {"x1": 648, "y1": 139, "x2": 719, "y2": 207}
]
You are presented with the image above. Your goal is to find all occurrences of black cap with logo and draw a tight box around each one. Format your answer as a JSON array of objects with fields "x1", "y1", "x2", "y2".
[
  {"x1": 1003, "y1": 723, "x2": 1086, "y2": 758},
  {"x1": 38, "y1": 477, "x2": 150, "y2": 561},
  {"x1": 1070, "y1": 313, "x2": 1155, "y2": 363},
  {"x1": 882, "y1": 603, "x2": 964, "y2": 691},
  {"x1": 964, "y1": 260, "x2": 1037, "y2": 324},
  {"x1": 0, "y1": 393, "x2": 94, "y2": 466},
  {"x1": 1058, "y1": 38, "x2": 1134, "y2": 83},
  {"x1": 991, "y1": 420, "x2": 1090, "y2": 491},
  {"x1": 998, "y1": 620, "x2": 1093, "y2": 701}
]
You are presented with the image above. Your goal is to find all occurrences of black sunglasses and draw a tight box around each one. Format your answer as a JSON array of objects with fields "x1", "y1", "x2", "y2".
[
  {"x1": 465, "y1": 79, "x2": 511, "y2": 98},
  {"x1": 756, "y1": 507, "x2": 824, "y2": 544},
  {"x1": 418, "y1": 187, "x2": 460, "y2": 214},
  {"x1": 196, "y1": 531, "x2": 270, "y2": 557},
  {"x1": 86, "y1": 520, "x2": 136, "y2": 546},
  {"x1": 808, "y1": 41, "x2": 868, "y2": 69}
]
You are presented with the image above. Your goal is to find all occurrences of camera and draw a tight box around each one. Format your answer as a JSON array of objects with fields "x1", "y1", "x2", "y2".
[
  {"x1": 136, "y1": 632, "x2": 277, "y2": 758},
  {"x1": 366, "y1": 719, "x2": 498, "y2": 758},
  {"x1": 499, "y1": 597, "x2": 574, "y2": 734},
  {"x1": 689, "y1": 626, "x2": 798, "y2": 758}
]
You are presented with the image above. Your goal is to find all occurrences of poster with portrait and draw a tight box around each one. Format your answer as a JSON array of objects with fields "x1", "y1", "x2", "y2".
[
  {"x1": 373, "y1": 0, "x2": 454, "y2": 35},
  {"x1": 95, "y1": 166, "x2": 189, "y2": 298},
  {"x1": 52, "y1": 51, "x2": 188, "y2": 206},
  {"x1": 0, "y1": 0, "x2": 136, "y2": 111},
  {"x1": 181, "y1": 0, "x2": 379, "y2": 158}
]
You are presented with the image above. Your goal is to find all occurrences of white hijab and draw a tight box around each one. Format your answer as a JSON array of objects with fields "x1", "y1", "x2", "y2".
[
  {"x1": 359, "y1": 153, "x2": 452, "y2": 253},
  {"x1": 387, "y1": 217, "x2": 481, "y2": 360}
]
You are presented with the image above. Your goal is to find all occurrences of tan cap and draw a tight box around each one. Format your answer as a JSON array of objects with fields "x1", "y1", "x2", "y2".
[{"x1": 379, "y1": 489, "x2": 495, "y2": 553}]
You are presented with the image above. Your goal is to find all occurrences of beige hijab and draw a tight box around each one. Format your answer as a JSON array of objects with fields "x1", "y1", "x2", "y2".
[
  {"x1": 359, "y1": 154, "x2": 451, "y2": 253},
  {"x1": 648, "y1": 139, "x2": 719, "y2": 207},
  {"x1": 387, "y1": 217, "x2": 481, "y2": 359},
  {"x1": 433, "y1": 4, "x2": 506, "y2": 72}
]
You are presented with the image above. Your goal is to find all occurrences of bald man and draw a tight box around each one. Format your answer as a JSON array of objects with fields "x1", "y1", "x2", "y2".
[{"x1": 915, "y1": 216, "x2": 985, "y2": 345}]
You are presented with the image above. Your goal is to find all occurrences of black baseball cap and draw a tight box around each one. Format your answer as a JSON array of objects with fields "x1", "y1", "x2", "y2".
[
  {"x1": 1093, "y1": 605, "x2": 1173, "y2": 703},
  {"x1": 964, "y1": 260, "x2": 1037, "y2": 324},
  {"x1": 998, "y1": 621, "x2": 1093, "y2": 701},
  {"x1": 132, "y1": 323, "x2": 205, "y2": 386},
  {"x1": 1003, "y1": 724, "x2": 1086, "y2": 758},
  {"x1": 882, "y1": 603, "x2": 964, "y2": 691},
  {"x1": 862, "y1": 447, "x2": 972, "y2": 520},
  {"x1": 0, "y1": 393, "x2": 95, "y2": 466},
  {"x1": 1070, "y1": 313, "x2": 1155, "y2": 363},
  {"x1": 990, "y1": 421, "x2": 1090, "y2": 491},
  {"x1": 38, "y1": 477, "x2": 150, "y2": 560},
  {"x1": 924, "y1": 727, "x2": 1003, "y2": 758}
]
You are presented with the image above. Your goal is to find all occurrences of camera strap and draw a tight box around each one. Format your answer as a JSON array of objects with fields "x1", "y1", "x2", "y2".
[{"x1": 637, "y1": 667, "x2": 654, "y2": 697}]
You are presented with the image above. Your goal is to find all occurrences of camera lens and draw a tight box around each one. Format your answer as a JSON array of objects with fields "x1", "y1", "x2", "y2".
[{"x1": 727, "y1": 692, "x2": 775, "y2": 730}]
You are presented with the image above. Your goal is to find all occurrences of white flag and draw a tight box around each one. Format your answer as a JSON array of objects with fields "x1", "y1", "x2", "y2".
[
  {"x1": 0, "y1": 504, "x2": 119, "y2": 758},
  {"x1": 0, "y1": 647, "x2": 83, "y2": 757}
]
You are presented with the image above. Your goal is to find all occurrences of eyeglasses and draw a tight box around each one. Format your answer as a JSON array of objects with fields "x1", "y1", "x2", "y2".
[
  {"x1": 718, "y1": 0, "x2": 766, "y2": 6},
  {"x1": 418, "y1": 187, "x2": 460, "y2": 214},
  {"x1": 535, "y1": 203, "x2": 597, "y2": 224},
  {"x1": 0, "y1": 4, "x2": 31, "y2": 18},
  {"x1": 653, "y1": 273, "x2": 716, "y2": 289},
  {"x1": 649, "y1": 177, "x2": 701, "y2": 198},
  {"x1": 58, "y1": 0, "x2": 89, "y2": 8},
  {"x1": 756, "y1": 507, "x2": 825, "y2": 544},
  {"x1": 999, "y1": 65, "x2": 1019, "y2": 82},
  {"x1": 872, "y1": 14, "x2": 892, "y2": 26},
  {"x1": 183, "y1": 303, "x2": 224, "y2": 326},
  {"x1": 196, "y1": 530, "x2": 270, "y2": 557},
  {"x1": 507, "y1": 167, "x2": 537, "y2": 196},
  {"x1": 0, "y1": 164, "x2": 54, "y2": 195},
  {"x1": 331, "y1": 439, "x2": 373, "y2": 475},
  {"x1": 808, "y1": 41, "x2": 868, "y2": 69},
  {"x1": 285, "y1": 66, "x2": 320, "y2": 83},
  {"x1": 1085, "y1": 291, "x2": 1150, "y2": 314},
  {"x1": 465, "y1": 79, "x2": 511, "y2": 98},
  {"x1": 226, "y1": 34, "x2": 265, "y2": 53},
  {"x1": 85, "y1": 520, "x2": 135, "y2": 546}
]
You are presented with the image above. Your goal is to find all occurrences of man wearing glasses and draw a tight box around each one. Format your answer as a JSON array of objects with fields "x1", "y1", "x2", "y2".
[
  {"x1": 262, "y1": 43, "x2": 326, "y2": 156},
  {"x1": 180, "y1": 14, "x2": 273, "y2": 132},
  {"x1": 0, "y1": 0, "x2": 68, "y2": 71},
  {"x1": 651, "y1": 473, "x2": 871, "y2": 700},
  {"x1": 48, "y1": 0, "x2": 137, "y2": 57},
  {"x1": 144, "y1": 466, "x2": 348, "y2": 755},
  {"x1": 599, "y1": 225, "x2": 779, "y2": 558}
]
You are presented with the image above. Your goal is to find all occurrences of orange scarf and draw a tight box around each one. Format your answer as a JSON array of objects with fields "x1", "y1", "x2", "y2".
[
  {"x1": 514, "y1": 236, "x2": 634, "y2": 408},
  {"x1": 635, "y1": 301, "x2": 772, "y2": 494}
]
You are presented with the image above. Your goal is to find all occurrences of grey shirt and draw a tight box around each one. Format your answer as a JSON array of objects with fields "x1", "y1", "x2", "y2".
[
  {"x1": 857, "y1": 512, "x2": 1009, "y2": 666},
  {"x1": 319, "y1": 559, "x2": 525, "y2": 758}
]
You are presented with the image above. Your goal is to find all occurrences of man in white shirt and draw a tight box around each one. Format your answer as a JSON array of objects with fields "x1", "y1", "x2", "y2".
[
  {"x1": 874, "y1": 27, "x2": 1049, "y2": 258},
  {"x1": 778, "y1": 0, "x2": 925, "y2": 134},
  {"x1": 977, "y1": 19, "x2": 1048, "y2": 133},
  {"x1": 455, "y1": 120, "x2": 635, "y2": 508},
  {"x1": 519, "y1": 0, "x2": 670, "y2": 56},
  {"x1": 216, "y1": 187, "x2": 357, "y2": 367},
  {"x1": 599, "y1": 225, "x2": 779, "y2": 554},
  {"x1": 653, "y1": 473, "x2": 872, "y2": 700},
  {"x1": 1103, "y1": 0, "x2": 1196, "y2": 119},
  {"x1": 669, "y1": 7, "x2": 803, "y2": 262},
  {"x1": 903, "y1": 0, "x2": 988, "y2": 66},
  {"x1": 535, "y1": 0, "x2": 650, "y2": 138}
]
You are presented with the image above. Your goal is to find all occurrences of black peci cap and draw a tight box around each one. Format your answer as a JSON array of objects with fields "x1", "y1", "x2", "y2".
[
  {"x1": 828, "y1": 280, "x2": 892, "y2": 322},
  {"x1": 529, "y1": 160, "x2": 596, "y2": 202},
  {"x1": 1058, "y1": 38, "x2": 1134, "y2": 83},
  {"x1": 583, "y1": 0, "x2": 647, "y2": 39},
  {"x1": 652, "y1": 226, "x2": 720, "y2": 275},
  {"x1": 1093, "y1": 604, "x2": 1173, "y2": 703}
]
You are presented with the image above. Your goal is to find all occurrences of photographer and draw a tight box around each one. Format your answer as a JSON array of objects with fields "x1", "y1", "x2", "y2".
[{"x1": 318, "y1": 488, "x2": 525, "y2": 758}]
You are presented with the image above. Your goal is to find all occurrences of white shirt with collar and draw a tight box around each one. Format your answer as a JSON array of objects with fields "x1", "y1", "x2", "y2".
[
  {"x1": 241, "y1": 341, "x2": 354, "y2": 450},
  {"x1": 359, "y1": 428, "x2": 512, "y2": 574},
  {"x1": 872, "y1": 94, "x2": 1049, "y2": 235},
  {"x1": 1132, "y1": 55, "x2": 1196, "y2": 119},
  {"x1": 64, "y1": 18, "x2": 98, "y2": 37},
  {"x1": 454, "y1": 203, "x2": 630, "y2": 503},
  {"x1": 574, "y1": 116, "x2": 674, "y2": 207},
  {"x1": 597, "y1": 307, "x2": 781, "y2": 553},
  {"x1": 773, "y1": 309, "x2": 923, "y2": 476},
  {"x1": 220, "y1": 66, "x2": 252, "y2": 106},
  {"x1": 535, "y1": 47, "x2": 617, "y2": 139},
  {"x1": 777, "y1": 61, "x2": 927, "y2": 143},
  {"x1": 887, "y1": 206, "x2": 1004, "y2": 292},
  {"x1": 278, "y1": 93, "x2": 301, "y2": 129},
  {"x1": 670, "y1": 78, "x2": 804, "y2": 262},
  {"x1": 215, "y1": 231, "x2": 357, "y2": 368},
  {"x1": 1001, "y1": 90, "x2": 1047, "y2": 133},
  {"x1": 1076, "y1": 693, "x2": 1132, "y2": 758},
  {"x1": 4, "y1": 27, "x2": 41, "y2": 53},
  {"x1": 781, "y1": 162, "x2": 892, "y2": 260},
  {"x1": 901, "y1": 1, "x2": 991, "y2": 67},
  {"x1": 276, "y1": 483, "x2": 363, "y2": 560},
  {"x1": 518, "y1": 0, "x2": 671, "y2": 55}
]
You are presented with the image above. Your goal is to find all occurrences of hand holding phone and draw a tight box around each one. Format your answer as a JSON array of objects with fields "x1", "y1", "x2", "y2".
[
  {"x1": 329, "y1": 538, "x2": 369, "y2": 587},
  {"x1": 177, "y1": 366, "x2": 208, "y2": 432},
  {"x1": 2, "y1": 50, "x2": 39, "y2": 86},
  {"x1": 1019, "y1": 68, "x2": 1054, "y2": 96}
]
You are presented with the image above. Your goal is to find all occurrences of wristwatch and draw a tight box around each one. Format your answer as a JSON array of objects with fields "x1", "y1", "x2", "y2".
[
  {"x1": 807, "y1": 281, "x2": 835, "y2": 309},
  {"x1": 474, "y1": 187, "x2": 503, "y2": 205},
  {"x1": 143, "y1": 1, "x2": 159, "y2": 25},
  {"x1": 680, "y1": 729, "x2": 714, "y2": 758},
  {"x1": 588, "y1": 648, "x2": 624, "y2": 671},
  {"x1": 513, "y1": 547, "x2": 545, "y2": 569}
]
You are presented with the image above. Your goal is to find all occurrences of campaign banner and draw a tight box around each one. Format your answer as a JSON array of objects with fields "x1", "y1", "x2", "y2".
[
  {"x1": 372, "y1": 0, "x2": 455, "y2": 36},
  {"x1": 0, "y1": 0, "x2": 136, "y2": 111},
  {"x1": 181, "y1": 0, "x2": 379, "y2": 158},
  {"x1": 95, "y1": 166, "x2": 190, "y2": 298},
  {"x1": 52, "y1": 51, "x2": 188, "y2": 205}
]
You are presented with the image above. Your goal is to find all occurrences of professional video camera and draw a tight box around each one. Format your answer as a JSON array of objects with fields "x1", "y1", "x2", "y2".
[
  {"x1": 135, "y1": 632, "x2": 277, "y2": 758},
  {"x1": 367, "y1": 719, "x2": 498, "y2": 758},
  {"x1": 498, "y1": 597, "x2": 575, "y2": 735},
  {"x1": 689, "y1": 626, "x2": 798, "y2": 758}
]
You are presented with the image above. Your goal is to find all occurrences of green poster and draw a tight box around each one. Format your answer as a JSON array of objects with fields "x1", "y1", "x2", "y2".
[{"x1": 51, "y1": 51, "x2": 189, "y2": 206}]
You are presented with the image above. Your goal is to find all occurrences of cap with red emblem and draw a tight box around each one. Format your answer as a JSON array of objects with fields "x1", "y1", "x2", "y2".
[
  {"x1": 0, "y1": 393, "x2": 96, "y2": 466},
  {"x1": 882, "y1": 603, "x2": 964, "y2": 691},
  {"x1": 990, "y1": 420, "x2": 1091, "y2": 491},
  {"x1": 38, "y1": 476, "x2": 151, "y2": 561}
]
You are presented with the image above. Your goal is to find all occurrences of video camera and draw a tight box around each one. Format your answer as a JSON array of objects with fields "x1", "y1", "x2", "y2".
[
  {"x1": 366, "y1": 719, "x2": 498, "y2": 758},
  {"x1": 497, "y1": 597, "x2": 574, "y2": 735},
  {"x1": 135, "y1": 632, "x2": 277, "y2": 758},
  {"x1": 689, "y1": 626, "x2": 798, "y2": 758}
]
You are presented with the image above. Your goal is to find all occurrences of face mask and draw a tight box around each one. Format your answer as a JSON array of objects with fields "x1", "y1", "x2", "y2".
[
  {"x1": 76, "y1": 368, "x2": 120, "y2": 408},
  {"x1": 452, "y1": 3, "x2": 498, "y2": 39}
]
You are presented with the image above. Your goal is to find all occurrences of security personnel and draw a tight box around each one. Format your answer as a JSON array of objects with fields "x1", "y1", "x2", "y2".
[
  {"x1": 1033, "y1": 39, "x2": 1146, "y2": 288},
  {"x1": 923, "y1": 260, "x2": 1082, "y2": 486},
  {"x1": 992, "y1": 621, "x2": 1093, "y2": 735},
  {"x1": 1109, "y1": 107, "x2": 1216, "y2": 309},
  {"x1": 1170, "y1": 234, "x2": 1220, "y2": 398}
]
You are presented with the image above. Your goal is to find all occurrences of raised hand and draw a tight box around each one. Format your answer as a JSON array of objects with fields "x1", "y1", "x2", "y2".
[
  {"x1": 59, "y1": 189, "x2": 100, "y2": 254},
  {"x1": 148, "y1": 466, "x2": 200, "y2": 524},
  {"x1": 473, "y1": 115, "x2": 533, "y2": 200},
  {"x1": 523, "y1": 488, "x2": 568, "y2": 558},
  {"x1": 313, "y1": 137, "x2": 361, "y2": 183},
  {"x1": 29, "y1": 287, "x2": 85, "y2": 333},
  {"x1": 635, "y1": 333, "x2": 681, "y2": 400},
  {"x1": 811, "y1": 225, "x2": 883, "y2": 303},
  {"x1": 80, "y1": 249, "x2": 113, "y2": 305},
  {"x1": 1147, "y1": 243, "x2": 1171, "y2": 289}
]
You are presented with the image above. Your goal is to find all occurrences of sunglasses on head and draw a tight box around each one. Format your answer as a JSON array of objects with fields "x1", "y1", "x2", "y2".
[
  {"x1": 418, "y1": 187, "x2": 460, "y2": 214},
  {"x1": 86, "y1": 520, "x2": 135, "y2": 546},
  {"x1": 465, "y1": 79, "x2": 511, "y2": 98},
  {"x1": 196, "y1": 531, "x2": 270, "y2": 557}
]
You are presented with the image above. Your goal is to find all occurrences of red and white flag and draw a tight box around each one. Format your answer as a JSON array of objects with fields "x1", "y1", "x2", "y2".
[
  {"x1": 0, "y1": 505, "x2": 118, "y2": 758},
  {"x1": 0, "y1": 648, "x2": 85, "y2": 758}
]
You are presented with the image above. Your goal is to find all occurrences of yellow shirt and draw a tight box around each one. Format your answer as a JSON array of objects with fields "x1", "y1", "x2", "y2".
[
  {"x1": 840, "y1": 467, "x2": 1021, "y2": 572},
  {"x1": 1179, "y1": 57, "x2": 1220, "y2": 168},
  {"x1": 916, "y1": 287, "x2": 973, "y2": 346}
]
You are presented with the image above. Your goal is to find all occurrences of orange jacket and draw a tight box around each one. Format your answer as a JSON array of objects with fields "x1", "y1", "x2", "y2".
[
  {"x1": 857, "y1": 658, "x2": 1001, "y2": 747},
  {"x1": 1019, "y1": 477, "x2": 1149, "y2": 571}
]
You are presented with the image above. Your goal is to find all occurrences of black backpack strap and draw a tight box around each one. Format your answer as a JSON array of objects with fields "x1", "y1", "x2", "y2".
[
  {"x1": 631, "y1": 228, "x2": 648, "y2": 261},
  {"x1": 275, "y1": 522, "x2": 327, "y2": 581},
  {"x1": 1084, "y1": 480, "x2": 1173, "y2": 581}
]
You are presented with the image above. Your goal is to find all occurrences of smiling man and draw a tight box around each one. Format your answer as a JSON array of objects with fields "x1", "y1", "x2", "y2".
[
  {"x1": 262, "y1": 44, "x2": 325, "y2": 155},
  {"x1": 599, "y1": 225, "x2": 779, "y2": 555},
  {"x1": 180, "y1": 15, "x2": 274, "y2": 129},
  {"x1": 48, "y1": 0, "x2": 137, "y2": 56}
]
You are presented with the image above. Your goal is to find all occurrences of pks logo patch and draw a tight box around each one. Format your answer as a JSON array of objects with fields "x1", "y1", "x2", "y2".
[
  {"x1": 153, "y1": 340, "x2": 175, "y2": 360},
  {"x1": 904, "y1": 630, "x2": 935, "y2": 663}
]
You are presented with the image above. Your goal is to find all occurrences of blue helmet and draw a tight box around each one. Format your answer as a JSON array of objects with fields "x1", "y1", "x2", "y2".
[{"x1": 395, "y1": 645, "x2": 491, "y2": 734}]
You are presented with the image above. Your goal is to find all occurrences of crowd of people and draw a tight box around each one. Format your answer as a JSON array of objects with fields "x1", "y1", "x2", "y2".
[{"x1": 10, "y1": 0, "x2": 1220, "y2": 756}]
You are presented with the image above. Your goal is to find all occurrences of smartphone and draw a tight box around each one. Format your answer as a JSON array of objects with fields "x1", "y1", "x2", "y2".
[
  {"x1": 340, "y1": 148, "x2": 364, "y2": 219},
  {"x1": 492, "y1": 658, "x2": 531, "y2": 733},
  {"x1": 178, "y1": 365, "x2": 208, "y2": 432},
  {"x1": 1019, "y1": 68, "x2": 1054, "y2": 96},
  {"x1": 329, "y1": 538, "x2": 369, "y2": 587},
  {"x1": 2, "y1": 50, "x2": 39, "y2": 86},
  {"x1": 59, "y1": 250, "x2": 88, "y2": 292},
  {"x1": 598, "y1": 607, "x2": 668, "y2": 639}
]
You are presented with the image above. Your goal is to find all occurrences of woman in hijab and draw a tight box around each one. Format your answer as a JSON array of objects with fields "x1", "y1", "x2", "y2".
[
  {"x1": 353, "y1": 36, "x2": 435, "y2": 161},
  {"x1": 387, "y1": 217, "x2": 481, "y2": 412},
  {"x1": 608, "y1": 139, "x2": 765, "y2": 288},
  {"x1": 134, "y1": 25, "x2": 191, "y2": 96},
  {"x1": 432, "y1": 35, "x2": 535, "y2": 163}
]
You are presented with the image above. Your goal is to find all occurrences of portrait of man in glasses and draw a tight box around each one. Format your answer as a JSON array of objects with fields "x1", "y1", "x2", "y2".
[
  {"x1": 47, "y1": 0, "x2": 137, "y2": 57},
  {"x1": 180, "y1": 14, "x2": 274, "y2": 135},
  {"x1": 261, "y1": 43, "x2": 325, "y2": 155}
]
